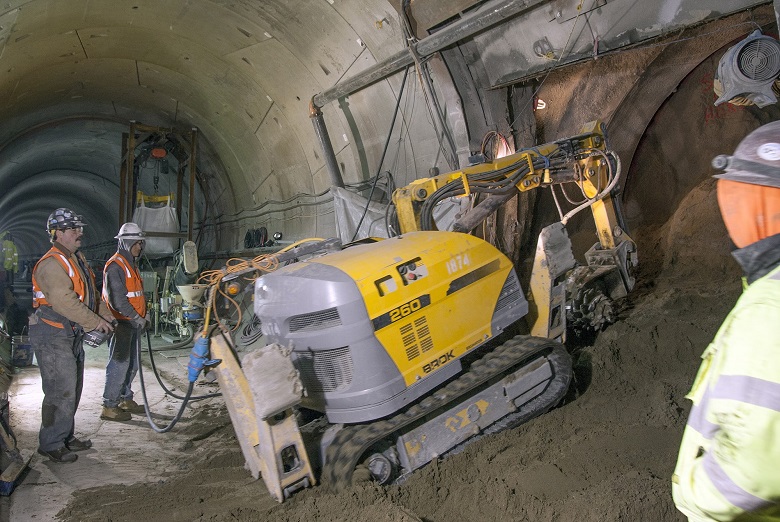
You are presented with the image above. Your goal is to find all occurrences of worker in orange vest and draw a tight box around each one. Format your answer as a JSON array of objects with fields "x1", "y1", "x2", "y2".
[
  {"x1": 101, "y1": 223, "x2": 150, "y2": 421},
  {"x1": 31, "y1": 208, "x2": 114, "y2": 463}
]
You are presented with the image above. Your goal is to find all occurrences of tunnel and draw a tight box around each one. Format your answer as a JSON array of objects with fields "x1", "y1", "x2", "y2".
[
  {"x1": 0, "y1": 0, "x2": 772, "y2": 263},
  {"x1": 0, "y1": 1, "x2": 778, "y2": 520}
]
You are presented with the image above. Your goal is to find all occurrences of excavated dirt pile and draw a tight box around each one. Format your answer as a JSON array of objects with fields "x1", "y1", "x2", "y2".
[{"x1": 56, "y1": 173, "x2": 741, "y2": 522}]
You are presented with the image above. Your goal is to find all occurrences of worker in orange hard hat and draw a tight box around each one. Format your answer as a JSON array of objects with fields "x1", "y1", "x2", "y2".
[{"x1": 672, "y1": 121, "x2": 780, "y2": 521}]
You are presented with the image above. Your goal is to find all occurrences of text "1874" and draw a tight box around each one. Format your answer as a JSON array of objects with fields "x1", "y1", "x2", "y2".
[{"x1": 446, "y1": 254, "x2": 470, "y2": 274}]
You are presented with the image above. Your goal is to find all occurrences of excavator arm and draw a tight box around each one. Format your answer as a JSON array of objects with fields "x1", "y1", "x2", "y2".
[
  {"x1": 392, "y1": 121, "x2": 637, "y2": 341},
  {"x1": 392, "y1": 121, "x2": 622, "y2": 243}
]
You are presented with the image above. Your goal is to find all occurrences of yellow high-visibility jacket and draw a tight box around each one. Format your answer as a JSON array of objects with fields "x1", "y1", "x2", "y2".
[
  {"x1": 0, "y1": 232, "x2": 17, "y2": 272},
  {"x1": 673, "y1": 237, "x2": 780, "y2": 521}
]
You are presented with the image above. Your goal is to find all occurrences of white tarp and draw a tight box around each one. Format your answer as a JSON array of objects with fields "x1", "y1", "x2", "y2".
[
  {"x1": 332, "y1": 186, "x2": 389, "y2": 242},
  {"x1": 332, "y1": 185, "x2": 468, "y2": 242}
]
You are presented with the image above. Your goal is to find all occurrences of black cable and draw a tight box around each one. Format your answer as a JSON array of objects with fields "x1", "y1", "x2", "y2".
[
  {"x1": 215, "y1": 187, "x2": 332, "y2": 219},
  {"x1": 137, "y1": 331, "x2": 193, "y2": 433},
  {"x1": 351, "y1": 66, "x2": 411, "y2": 241},
  {"x1": 350, "y1": 172, "x2": 389, "y2": 242},
  {"x1": 385, "y1": 202, "x2": 398, "y2": 237},
  {"x1": 400, "y1": 0, "x2": 458, "y2": 170},
  {"x1": 419, "y1": 159, "x2": 541, "y2": 230},
  {"x1": 135, "y1": 328, "x2": 224, "y2": 434},
  {"x1": 210, "y1": 197, "x2": 335, "y2": 227},
  {"x1": 415, "y1": 145, "x2": 583, "y2": 230}
]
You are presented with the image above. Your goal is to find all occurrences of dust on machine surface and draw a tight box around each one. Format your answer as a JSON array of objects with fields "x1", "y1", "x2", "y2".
[{"x1": 194, "y1": 121, "x2": 637, "y2": 502}]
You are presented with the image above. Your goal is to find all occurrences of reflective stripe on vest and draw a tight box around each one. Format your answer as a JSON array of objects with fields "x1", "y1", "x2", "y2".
[
  {"x1": 102, "y1": 253, "x2": 146, "y2": 320},
  {"x1": 32, "y1": 247, "x2": 86, "y2": 308},
  {"x1": 701, "y1": 451, "x2": 769, "y2": 512},
  {"x1": 687, "y1": 375, "x2": 780, "y2": 437}
]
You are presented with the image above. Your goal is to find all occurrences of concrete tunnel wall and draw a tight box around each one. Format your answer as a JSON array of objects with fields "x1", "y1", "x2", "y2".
[
  {"x1": 0, "y1": 0, "x2": 455, "y2": 261},
  {"x1": 0, "y1": 0, "x2": 773, "y2": 268}
]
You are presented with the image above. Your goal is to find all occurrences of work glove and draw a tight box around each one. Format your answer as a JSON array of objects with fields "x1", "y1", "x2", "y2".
[
  {"x1": 131, "y1": 315, "x2": 150, "y2": 331},
  {"x1": 95, "y1": 317, "x2": 115, "y2": 334},
  {"x1": 187, "y1": 337, "x2": 222, "y2": 383}
]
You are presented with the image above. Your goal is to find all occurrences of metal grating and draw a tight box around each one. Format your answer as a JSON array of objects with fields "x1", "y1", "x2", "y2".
[
  {"x1": 295, "y1": 346, "x2": 353, "y2": 393},
  {"x1": 738, "y1": 37, "x2": 780, "y2": 81},
  {"x1": 289, "y1": 307, "x2": 342, "y2": 332},
  {"x1": 401, "y1": 315, "x2": 433, "y2": 361},
  {"x1": 496, "y1": 275, "x2": 522, "y2": 313},
  {"x1": 416, "y1": 324, "x2": 430, "y2": 338}
]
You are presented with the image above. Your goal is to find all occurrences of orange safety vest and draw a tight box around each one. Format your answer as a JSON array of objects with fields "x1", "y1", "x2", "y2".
[
  {"x1": 32, "y1": 245, "x2": 97, "y2": 328},
  {"x1": 102, "y1": 253, "x2": 147, "y2": 320}
]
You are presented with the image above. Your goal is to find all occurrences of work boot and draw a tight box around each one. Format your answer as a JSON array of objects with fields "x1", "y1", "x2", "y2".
[
  {"x1": 100, "y1": 406, "x2": 131, "y2": 421},
  {"x1": 38, "y1": 447, "x2": 78, "y2": 463},
  {"x1": 65, "y1": 437, "x2": 93, "y2": 451},
  {"x1": 118, "y1": 399, "x2": 146, "y2": 414}
]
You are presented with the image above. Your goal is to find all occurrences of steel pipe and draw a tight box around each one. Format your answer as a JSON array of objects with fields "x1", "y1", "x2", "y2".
[{"x1": 309, "y1": 100, "x2": 345, "y2": 188}]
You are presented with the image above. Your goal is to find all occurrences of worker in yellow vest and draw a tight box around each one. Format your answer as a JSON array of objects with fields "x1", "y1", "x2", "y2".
[
  {"x1": 0, "y1": 231, "x2": 18, "y2": 284},
  {"x1": 31, "y1": 208, "x2": 115, "y2": 463},
  {"x1": 672, "y1": 122, "x2": 780, "y2": 520},
  {"x1": 100, "y1": 223, "x2": 149, "y2": 421}
]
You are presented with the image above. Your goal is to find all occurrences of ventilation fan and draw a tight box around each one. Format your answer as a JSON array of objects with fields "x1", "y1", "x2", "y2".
[{"x1": 715, "y1": 30, "x2": 780, "y2": 107}]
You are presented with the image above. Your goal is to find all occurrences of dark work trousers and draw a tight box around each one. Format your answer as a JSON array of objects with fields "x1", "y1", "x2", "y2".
[
  {"x1": 31, "y1": 329, "x2": 85, "y2": 452},
  {"x1": 102, "y1": 321, "x2": 140, "y2": 408}
]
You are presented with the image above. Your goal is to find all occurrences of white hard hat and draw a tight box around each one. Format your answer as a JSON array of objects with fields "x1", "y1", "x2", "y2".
[{"x1": 115, "y1": 222, "x2": 146, "y2": 241}]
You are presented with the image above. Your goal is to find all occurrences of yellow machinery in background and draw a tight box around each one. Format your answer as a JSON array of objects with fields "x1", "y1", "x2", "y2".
[{"x1": 199, "y1": 121, "x2": 637, "y2": 501}]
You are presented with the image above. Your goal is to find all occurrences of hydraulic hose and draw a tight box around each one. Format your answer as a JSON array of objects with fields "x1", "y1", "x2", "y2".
[
  {"x1": 561, "y1": 151, "x2": 621, "y2": 225},
  {"x1": 137, "y1": 332, "x2": 193, "y2": 433},
  {"x1": 136, "y1": 329, "x2": 221, "y2": 434},
  {"x1": 144, "y1": 330, "x2": 221, "y2": 401}
]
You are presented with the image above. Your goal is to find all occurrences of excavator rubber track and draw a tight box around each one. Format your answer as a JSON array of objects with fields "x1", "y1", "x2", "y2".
[{"x1": 322, "y1": 335, "x2": 572, "y2": 489}]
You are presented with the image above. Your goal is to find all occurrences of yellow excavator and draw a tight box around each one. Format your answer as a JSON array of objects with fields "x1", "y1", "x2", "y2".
[{"x1": 198, "y1": 121, "x2": 637, "y2": 502}]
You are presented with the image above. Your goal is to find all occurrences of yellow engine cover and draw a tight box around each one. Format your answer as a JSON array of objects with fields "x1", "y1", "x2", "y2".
[{"x1": 312, "y1": 231, "x2": 521, "y2": 387}]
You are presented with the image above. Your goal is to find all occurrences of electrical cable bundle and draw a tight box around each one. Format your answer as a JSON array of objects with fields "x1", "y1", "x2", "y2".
[
  {"x1": 196, "y1": 238, "x2": 325, "y2": 336},
  {"x1": 244, "y1": 227, "x2": 269, "y2": 249},
  {"x1": 418, "y1": 154, "x2": 552, "y2": 230}
]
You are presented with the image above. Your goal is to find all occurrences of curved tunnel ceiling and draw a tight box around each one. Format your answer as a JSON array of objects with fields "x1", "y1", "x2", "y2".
[
  {"x1": 0, "y1": 0, "x2": 771, "y2": 261},
  {"x1": 0, "y1": 0, "x2": 411, "y2": 258}
]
